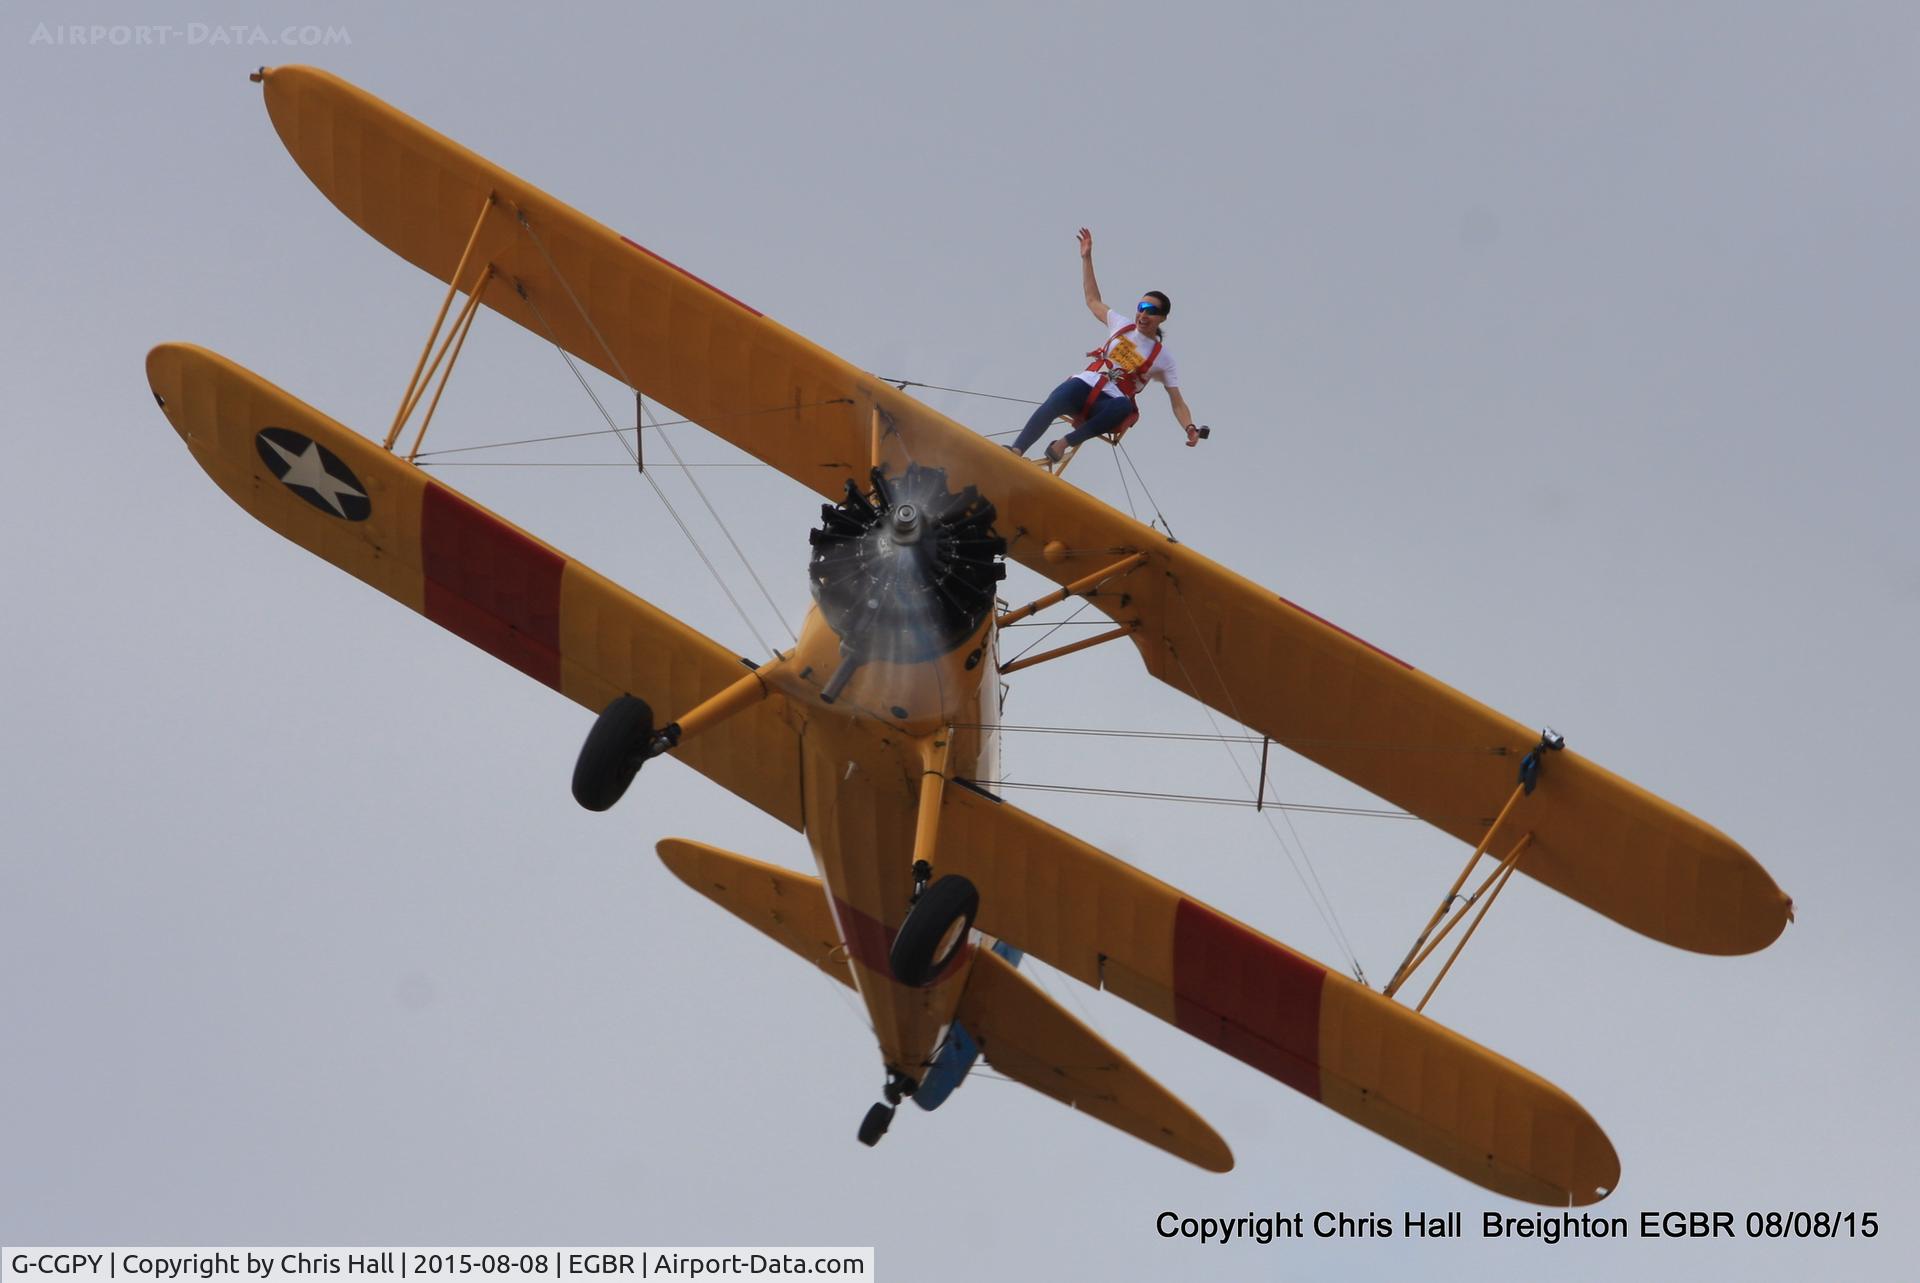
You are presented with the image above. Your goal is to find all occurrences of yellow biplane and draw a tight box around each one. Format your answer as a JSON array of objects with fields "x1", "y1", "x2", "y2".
[{"x1": 147, "y1": 66, "x2": 1791, "y2": 1207}]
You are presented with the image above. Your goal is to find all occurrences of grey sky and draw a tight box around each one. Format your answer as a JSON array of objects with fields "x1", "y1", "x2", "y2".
[{"x1": 4, "y1": 2, "x2": 1915, "y2": 1279}]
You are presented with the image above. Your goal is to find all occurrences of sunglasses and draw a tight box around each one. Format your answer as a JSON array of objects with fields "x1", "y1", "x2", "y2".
[{"x1": 1136, "y1": 301, "x2": 1166, "y2": 317}]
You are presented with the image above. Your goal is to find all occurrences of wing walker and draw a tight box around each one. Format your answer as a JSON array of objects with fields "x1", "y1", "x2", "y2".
[{"x1": 148, "y1": 67, "x2": 1793, "y2": 1205}]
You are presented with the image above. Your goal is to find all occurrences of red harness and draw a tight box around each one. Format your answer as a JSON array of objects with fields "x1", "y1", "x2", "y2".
[{"x1": 1079, "y1": 323, "x2": 1162, "y2": 424}]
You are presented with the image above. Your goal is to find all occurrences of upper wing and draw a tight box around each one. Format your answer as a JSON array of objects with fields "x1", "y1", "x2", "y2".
[
  {"x1": 146, "y1": 342, "x2": 805, "y2": 829},
  {"x1": 935, "y1": 784, "x2": 1620, "y2": 1207},
  {"x1": 256, "y1": 65, "x2": 1789, "y2": 955}
]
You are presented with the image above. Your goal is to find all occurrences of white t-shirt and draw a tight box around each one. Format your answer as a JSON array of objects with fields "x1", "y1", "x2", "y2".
[{"x1": 1073, "y1": 308, "x2": 1181, "y2": 398}]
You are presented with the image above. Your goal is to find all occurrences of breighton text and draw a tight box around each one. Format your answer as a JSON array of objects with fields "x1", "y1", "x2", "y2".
[{"x1": 1155, "y1": 1209, "x2": 1883, "y2": 1245}]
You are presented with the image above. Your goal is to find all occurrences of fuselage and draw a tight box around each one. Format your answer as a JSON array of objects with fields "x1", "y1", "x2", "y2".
[{"x1": 764, "y1": 603, "x2": 1001, "y2": 1086}]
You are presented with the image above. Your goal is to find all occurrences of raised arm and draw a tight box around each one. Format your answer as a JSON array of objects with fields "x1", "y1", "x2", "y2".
[{"x1": 1078, "y1": 228, "x2": 1109, "y2": 322}]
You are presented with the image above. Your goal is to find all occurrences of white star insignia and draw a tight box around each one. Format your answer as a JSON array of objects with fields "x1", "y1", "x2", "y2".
[{"x1": 263, "y1": 436, "x2": 366, "y2": 517}]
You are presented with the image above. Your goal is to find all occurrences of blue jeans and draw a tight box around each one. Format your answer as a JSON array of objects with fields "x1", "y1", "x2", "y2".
[{"x1": 1011, "y1": 378, "x2": 1138, "y2": 455}]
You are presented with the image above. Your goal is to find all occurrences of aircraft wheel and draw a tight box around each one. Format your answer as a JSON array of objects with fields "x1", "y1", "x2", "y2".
[
  {"x1": 889, "y1": 874, "x2": 979, "y2": 987},
  {"x1": 571, "y1": 695, "x2": 654, "y2": 812},
  {"x1": 857, "y1": 1102, "x2": 894, "y2": 1147}
]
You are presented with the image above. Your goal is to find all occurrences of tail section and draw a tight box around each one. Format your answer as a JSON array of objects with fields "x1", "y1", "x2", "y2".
[
  {"x1": 657, "y1": 837, "x2": 1232, "y2": 1172},
  {"x1": 958, "y1": 948, "x2": 1233, "y2": 1172},
  {"x1": 656, "y1": 839, "x2": 852, "y2": 989}
]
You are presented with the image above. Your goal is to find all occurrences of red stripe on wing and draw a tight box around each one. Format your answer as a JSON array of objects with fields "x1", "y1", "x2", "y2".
[
  {"x1": 1275, "y1": 594, "x2": 1414, "y2": 671},
  {"x1": 419, "y1": 483, "x2": 564, "y2": 689},
  {"x1": 619, "y1": 235, "x2": 763, "y2": 318},
  {"x1": 1173, "y1": 899, "x2": 1326, "y2": 1098}
]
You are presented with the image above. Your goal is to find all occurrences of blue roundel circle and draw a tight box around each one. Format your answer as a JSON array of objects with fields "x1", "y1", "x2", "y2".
[{"x1": 254, "y1": 427, "x2": 372, "y2": 521}]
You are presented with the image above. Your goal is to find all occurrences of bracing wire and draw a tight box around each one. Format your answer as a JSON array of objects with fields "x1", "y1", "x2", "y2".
[
  {"x1": 418, "y1": 461, "x2": 767, "y2": 468},
  {"x1": 1115, "y1": 441, "x2": 1176, "y2": 539},
  {"x1": 516, "y1": 214, "x2": 796, "y2": 647},
  {"x1": 520, "y1": 289, "x2": 776, "y2": 658},
  {"x1": 961, "y1": 778, "x2": 1415, "y2": 818},
  {"x1": 1019, "y1": 954, "x2": 1105, "y2": 1042},
  {"x1": 872, "y1": 376, "x2": 1041, "y2": 406},
  {"x1": 636, "y1": 400, "x2": 799, "y2": 644},
  {"x1": 1111, "y1": 438, "x2": 1139, "y2": 520},
  {"x1": 999, "y1": 620, "x2": 1114, "y2": 628},
  {"x1": 411, "y1": 399, "x2": 850, "y2": 460},
  {"x1": 1169, "y1": 635, "x2": 1368, "y2": 985},
  {"x1": 955, "y1": 722, "x2": 1506, "y2": 754},
  {"x1": 1001, "y1": 600, "x2": 1091, "y2": 667}
]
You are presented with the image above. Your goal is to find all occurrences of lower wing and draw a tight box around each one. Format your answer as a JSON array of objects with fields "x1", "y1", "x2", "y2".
[
  {"x1": 936, "y1": 784, "x2": 1621, "y2": 1206},
  {"x1": 145, "y1": 342, "x2": 805, "y2": 829}
]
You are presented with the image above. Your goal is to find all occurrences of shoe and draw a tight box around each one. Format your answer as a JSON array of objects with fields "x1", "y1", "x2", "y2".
[
  {"x1": 1005, "y1": 443, "x2": 1024, "y2": 456},
  {"x1": 1044, "y1": 439, "x2": 1068, "y2": 465}
]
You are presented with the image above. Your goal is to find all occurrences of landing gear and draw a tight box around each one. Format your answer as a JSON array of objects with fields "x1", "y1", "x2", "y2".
[
  {"x1": 857, "y1": 1102, "x2": 893, "y2": 1147},
  {"x1": 570, "y1": 669, "x2": 775, "y2": 813},
  {"x1": 889, "y1": 874, "x2": 979, "y2": 987},
  {"x1": 857, "y1": 1068, "x2": 918, "y2": 1148},
  {"x1": 570, "y1": 695, "x2": 657, "y2": 812},
  {"x1": 883, "y1": 1067, "x2": 917, "y2": 1105}
]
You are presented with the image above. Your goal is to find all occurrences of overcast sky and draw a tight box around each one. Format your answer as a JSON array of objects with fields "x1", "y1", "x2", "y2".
[{"x1": 3, "y1": 3, "x2": 1915, "y2": 1279}]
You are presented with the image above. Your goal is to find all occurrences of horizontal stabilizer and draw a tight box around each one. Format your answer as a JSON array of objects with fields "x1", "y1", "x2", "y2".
[
  {"x1": 658, "y1": 839, "x2": 1229, "y2": 1172},
  {"x1": 958, "y1": 948, "x2": 1233, "y2": 1173},
  {"x1": 657, "y1": 839, "x2": 852, "y2": 988}
]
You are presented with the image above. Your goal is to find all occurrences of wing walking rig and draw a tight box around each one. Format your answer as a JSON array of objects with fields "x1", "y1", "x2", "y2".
[{"x1": 148, "y1": 66, "x2": 1792, "y2": 1206}]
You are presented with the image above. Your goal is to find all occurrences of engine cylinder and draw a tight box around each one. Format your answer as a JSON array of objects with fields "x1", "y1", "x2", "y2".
[{"x1": 808, "y1": 465, "x2": 1006, "y2": 665}]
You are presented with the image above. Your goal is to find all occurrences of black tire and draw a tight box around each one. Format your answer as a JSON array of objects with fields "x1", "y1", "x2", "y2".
[
  {"x1": 889, "y1": 874, "x2": 979, "y2": 987},
  {"x1": 857, "y1": 1102, "x2": 893, "y2": 1147},
  {"x1": 570, "y1": 695, "x2": 654, "y2": 812}
]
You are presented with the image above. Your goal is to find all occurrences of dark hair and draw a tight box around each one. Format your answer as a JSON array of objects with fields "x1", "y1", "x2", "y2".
[{"x1": 1145, "y1": 290, "x2": 1171, "y2": 318}]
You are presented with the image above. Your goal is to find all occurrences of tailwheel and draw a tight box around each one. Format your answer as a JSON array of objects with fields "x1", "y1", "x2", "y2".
[
  {"x1": 570, "y1": 695, "x2": 655, "y2": 812},
  {"x1": 883, "y1": 1067, "x2": 918, "y2": 1105},
  {"x1": 889, "y1": 874, "x2": 979, "y2": 987},
  {"x1": 857, "y1": 1102, "x2": 894, "y2": 1147}
]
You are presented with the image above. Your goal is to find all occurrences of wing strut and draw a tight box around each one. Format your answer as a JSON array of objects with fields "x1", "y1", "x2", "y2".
[
  {"x1": 909, "y1": 728, "x2": 956, "y2": 894},
  {"x1": 1406, "y1": 832, "x2": 1533, "y2": 1012},
  {"x1": 994, "y1": 550, "x2": 1145, "y2": 627},
  {"x1": 404, "y1": 266, "x2": 494, "y2": 462},
  {"x1": 385, "y1": 191, "x2": 499, "y2": 452},
  {"x1": 1383, "y1": 730, "x2": 1564, "y2": 1006},
  {"x1": 511, "y1": 205, "x2": 797, "y2": 650},
  {"x1": 1000, "y1": 623, "x2": 1139, "y2": 675}
]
